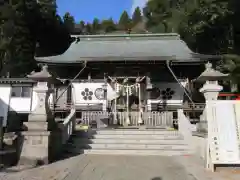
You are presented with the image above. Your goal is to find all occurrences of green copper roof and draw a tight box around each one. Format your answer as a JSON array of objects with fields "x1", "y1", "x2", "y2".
[{"x1": 35, "y1": 33, "x2": 220, "y2": 64}]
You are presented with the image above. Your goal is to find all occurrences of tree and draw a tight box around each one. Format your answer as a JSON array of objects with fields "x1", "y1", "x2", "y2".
[
  {"x1": 63, "y1": 12, "x2": 75, "y2": 33},
  {"x1": 0, "y1": 0, "x2": 39, "y2": 77},
  {"x1": 92, "y1": 18, "x2": 101, "y2": 34},
  {"x1": 132, "y1": 7, "x2": 142, "y2": 27},
  {"x1": 35, "y1": 0, "x2": 71, "y2": 57},
  {"x1": 143, "y1": 0, "x2": 172, "y2": 33},
  {"x1": 118, "y1": 10, "x2": 131, "y2": 31},
  {"x1": 0, "y1": 0, "x2": 71, "y2": 77},
  {"x1": 79, "y1": 20, "x2": 85, "y2": 29},
  {"x1": 101, "y1": 18, "x2": 117, "y2": 33},
  {"x1": 179, "y1": 0, "x2": 232, "y2": 54},
  {"x1": 85, "y1": 23, "x2": 92, "y2": 34},
  {"x1": 0, "y1": 1, "x2": 15, "y2": 75}
]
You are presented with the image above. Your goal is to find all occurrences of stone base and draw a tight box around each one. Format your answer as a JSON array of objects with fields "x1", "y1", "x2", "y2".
[
  {"x1": 19, "y1": 131, "x2": 50, "y2": 166},
  {"x1": 196, "y1": 121, "x2": 208, "y2": 133},
  {"x1": 23, "y1": 121, "x2": 48, "y2": 131},
  {"x1": 28, "y1": 113, "x2": 54, "y2": 123}
]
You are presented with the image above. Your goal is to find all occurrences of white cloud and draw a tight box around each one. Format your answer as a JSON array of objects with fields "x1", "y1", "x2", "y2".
[{"x1": 131, "y1": 0, "x2": 148, "y2": 15}]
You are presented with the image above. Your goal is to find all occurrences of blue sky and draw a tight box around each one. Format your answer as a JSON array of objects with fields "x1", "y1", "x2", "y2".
[{"x1": 57, "y1": 0, "x2": 147, "y2": 23}]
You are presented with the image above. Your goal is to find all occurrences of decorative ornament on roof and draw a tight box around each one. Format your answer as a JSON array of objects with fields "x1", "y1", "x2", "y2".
[{"x1": 205, "y1": 62, "x2": 212, "y2": 70}]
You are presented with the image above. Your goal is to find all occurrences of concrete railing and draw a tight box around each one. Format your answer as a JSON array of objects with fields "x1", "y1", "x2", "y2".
[
  {"x1": 197, "y1": 108, "x2": 208, "y2": 133},
  {"x1": 60, "y1": 108, "x2": 76, "y2": 145},
  {"x1": 177, "y1": 109, "x2": 193, "y2": 143},
  {"x1": 60, "y1": 84, "x2": 76, "y2": 145}
]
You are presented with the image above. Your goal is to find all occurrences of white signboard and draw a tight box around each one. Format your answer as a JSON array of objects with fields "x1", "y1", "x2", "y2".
[
  {"x1": 206, "y1": 100, "x2": 240, "y2": 171},
  {"x1": 215, "y1": 102, "x2": 239, "y2": 161}
]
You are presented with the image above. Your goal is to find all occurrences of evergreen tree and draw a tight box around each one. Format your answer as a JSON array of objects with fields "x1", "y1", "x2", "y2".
[
  {"x1": 92, "y1": 18, "x2": 100, "y2": 34},
  {"x1": 0, "y1": 0, "x2": 38, "y2": 77},
  {"x1": 132, "y1": 7, "x2": 142, "y2": 26},
  {"x1": 78, "y1": 20, "x2": 85, "y2": 33},
  {"x1": 0, "y1": 0, "x2": 71, "y2": 76},
  {"x1": 85, "y1": 23, "x2": 92, "y2": 34},
  {"x1": 37, "y1": 0, "x2": 57, "y2": 21},
  {"x1": 143, "y1": 0, "x2": 172, "y2": 33},
  {"x1": 118, "y1": 10, "x2": 131, "y2": 31},
  {"x1": 0, "y1": 1, "x2": 15, "y2": 75},
  {"x1": 79, "y1": 21, "x2": 85, "y2": 29},
  {"x1": 35, "y1": 0, "x2": 71, "y2": 57},
  {"x1": 10, "y1": 0, "x2": 38, "y2": 77},
  {"x1": 63, "y1": 12, "x2": 75, "y2": 33},
  {"x1": 101, "y1": 18, "x2": 116, "y2": 33}
]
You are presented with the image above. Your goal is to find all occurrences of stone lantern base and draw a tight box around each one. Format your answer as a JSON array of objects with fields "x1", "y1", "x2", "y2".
[{"x1": 19, "y1": 130, "x2": 51, "y2": 166}]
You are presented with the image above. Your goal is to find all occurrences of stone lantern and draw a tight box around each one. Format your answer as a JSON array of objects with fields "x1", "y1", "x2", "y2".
[
  {"x1": 20, "y1": 65, "x2": 57, "y2": 165},
  {"x1": 27, "y1": 65, "x2": 55, "y2": 126},
  {"x1": 195, "y1": 62, "x2": 228, "y2": 132},
  {"x1": 196, "y1": 62, "x2": 228, "y2": 101}
]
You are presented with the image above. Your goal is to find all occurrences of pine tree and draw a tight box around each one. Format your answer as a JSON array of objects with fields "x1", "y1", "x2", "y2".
[
  {"x1": 0, "y1": 0, "x2": 38, "y2": 77},
  {"x1": 85, "y1": 23, "x2": 92, "y2": 34},
  {"x1": 132, "y1": 7, "x2": 142, "y2": 26},
  {"x1": 35, "y1": 0, "x2": 71, "y2": 57},
  {"x1": 0, "y1": 0, "x2": 71, "y2": 77},
  {"x1": 0, "y1": 1, "x2": 15, "y2": 75},
  {"x1": 92, "y1": 18, "x2": 100, "y2": 34},
  {"x1": 37, "y1": 0, "x2": 57, "y2": 21},
  {"x1": 101, "y1": 18, "x2": 116, "y2": 33},
  {"x1": 143, "y1": 0, "x2": 172, "y2": 33},
  {"x1": 118, "y1": 10, "x2": 131, "y2": 31},
  {"x1": 63, "y1": 12, "x2": 75, "y2": 33},
  {"x1": 79, "y1": 20, "x2": 85, "y2": 33}
]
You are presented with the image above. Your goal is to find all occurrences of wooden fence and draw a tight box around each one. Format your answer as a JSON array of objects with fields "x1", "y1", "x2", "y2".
[{"x1": 79, "y1": 111, "x2": 175, "y2": 128}]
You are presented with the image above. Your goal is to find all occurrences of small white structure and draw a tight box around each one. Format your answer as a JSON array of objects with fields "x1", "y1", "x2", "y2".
[
  {"x1": 0, "y1": 78, "x2": 36, "y2": 127},
  {"x1": 0, "y1": 77, "x2": 59, "y2": 127}
]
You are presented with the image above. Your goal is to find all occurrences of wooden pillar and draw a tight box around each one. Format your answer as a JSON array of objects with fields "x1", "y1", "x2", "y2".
[
  {"x1": 145, "y1": 75, "x2": 152, "y2": 112},
  {"x1": 138, "y1": 83, "x2": 143, "y2": 124},
  {"x1": 125, "y1": 85, "x2": 130, "y2": 126}
]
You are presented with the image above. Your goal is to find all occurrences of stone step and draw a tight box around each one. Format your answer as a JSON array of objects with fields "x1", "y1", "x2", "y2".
[
  {"x1": 72, "y1": 149, "x2": 192, "y2": 156},
  {"x1": 93, "y1": 129, "x2": 180, "y2": 135},
  {"x1": 69, "y1": 138, "x2": 187, "y2": 145},
  {"x1": 67, "y1": 143, "x2": 190, "y2": 150},
  {"x1": 90, "y1": 134, "x2": 183, "y2": 140}
]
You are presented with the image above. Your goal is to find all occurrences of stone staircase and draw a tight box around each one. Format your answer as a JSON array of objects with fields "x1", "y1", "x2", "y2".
[{"x1": 63, "y1": 128, "x2": 192, "y2": 157}]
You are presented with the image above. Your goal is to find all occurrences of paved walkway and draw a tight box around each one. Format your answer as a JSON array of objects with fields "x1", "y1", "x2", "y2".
[{"x1": 0, "y1": 155, "x2": 240, "y2": 180}]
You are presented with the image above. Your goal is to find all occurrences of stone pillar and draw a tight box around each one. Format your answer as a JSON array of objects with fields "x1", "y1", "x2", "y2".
[
  {"x1": 19, "y1": 65, "x2": 55, "y2": 165},
  {"x1": 200, "y1": 81, "x2": 223, "y2": 101}
]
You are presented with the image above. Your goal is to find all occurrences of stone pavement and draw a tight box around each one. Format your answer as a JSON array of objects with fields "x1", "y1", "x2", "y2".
[{"x1": 0, "y1": 154, "x2": 240, "y2": 180}]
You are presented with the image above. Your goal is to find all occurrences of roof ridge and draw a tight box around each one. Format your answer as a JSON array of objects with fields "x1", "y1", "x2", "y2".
[{"x1": 71, "y1": 33, "x2": 180, "y2": 39}]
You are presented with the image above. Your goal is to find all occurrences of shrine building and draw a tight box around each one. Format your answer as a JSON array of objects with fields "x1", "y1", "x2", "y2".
[{"x1": 0, "y1": 33, "x2": 221, "y2": 128}]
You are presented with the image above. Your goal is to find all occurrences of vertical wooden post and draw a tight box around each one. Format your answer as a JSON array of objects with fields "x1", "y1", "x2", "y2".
[
  {"x1": 125, "y1": 85, "x2": 130, "y2": 126},
  {"x1": 114, "y1": 98, "x2": 117, "y2": 124},
  {"x1": 138, "y1": 83, "x2": 143, "y2": 124}
]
